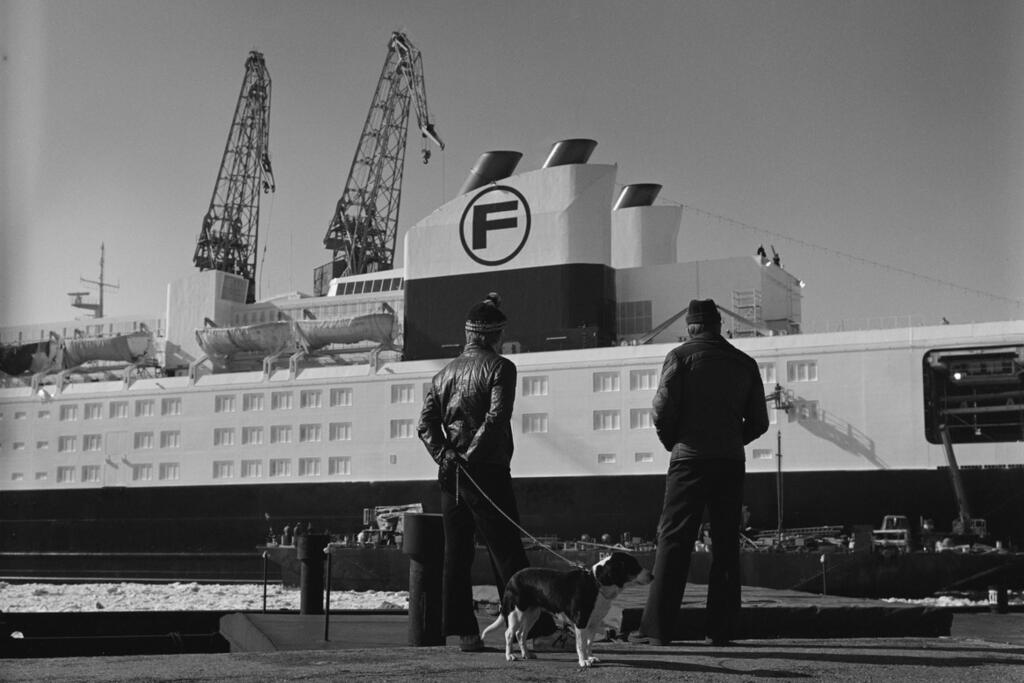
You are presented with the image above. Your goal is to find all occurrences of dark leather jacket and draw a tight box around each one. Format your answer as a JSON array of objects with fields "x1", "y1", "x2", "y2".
[
  {"x1": 417, "y1": 341, "x2": 516, "y2": 467},
  {"x1": 653, "y1": 332, "x2": 770, "y2": 461}
]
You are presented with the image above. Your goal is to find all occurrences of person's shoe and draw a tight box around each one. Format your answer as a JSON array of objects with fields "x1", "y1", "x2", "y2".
[
  {"x1": 528, "y1": 627, "x2": 576, "y2": 652},
  {"x1": 627, "y1": 632, "x2": 667, "y2": 646},
  {"x1": 459, "y1": 634, "x2": 485, "y2": 652}
]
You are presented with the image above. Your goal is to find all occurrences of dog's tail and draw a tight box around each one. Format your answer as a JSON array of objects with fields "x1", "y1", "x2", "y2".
[{"x1": 479, "y1": 612, "x2": 506, "y2": 640}]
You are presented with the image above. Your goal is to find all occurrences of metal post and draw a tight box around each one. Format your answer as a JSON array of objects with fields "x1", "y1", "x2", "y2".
[
  {"x1": 402, "y1": 512, "x2": 445, "y2": 646},
  {"x1": 776, "y1": 429, "x2": 783, "y2": 544},
  {"x1": 324, "y1": 545, "x2": 333, "y2": 641},
  {"x1": 262, "y1": 551, "x2": 269, "y2": 613}
]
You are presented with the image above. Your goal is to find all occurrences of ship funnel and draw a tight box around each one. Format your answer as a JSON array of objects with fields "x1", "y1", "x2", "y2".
[
  {"x1": 458, "y1": 151, "x2": 523, "y2": 195},
  {"x1": 614, "y1": 183, "x2": 662, "y2": 210},
  {"x1": 542, "y1": 138, "x2": 598, "y2": 168}
]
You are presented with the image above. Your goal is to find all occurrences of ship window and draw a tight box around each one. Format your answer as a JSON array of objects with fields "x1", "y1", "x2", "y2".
[
  {"x1": 36, "y1": 440, "x2": 49, "y2": 450},
  {"x1": 618, "y1": 300, "x2": 652, "y2": 336},
  {"x1": 389, "y1": 454, "x2": 398, "y2": 465},
  {"x1": 160, "y1": 431, "x2": 181, "y2": 449},
  {"x1": 593, "y1": 372, "x2": 620, "y2": 392},
  {"x1": 390, "y1": 384, "x2": 415, "y2": 404},
  {"x1": 241, "y1": 460, "x2": 262, "y2": 478},
  {"x1": 214, "y1": 428, "x2": 235, "y2": 447},
  {"x1": 393, "y1": 278, "x2": 403, "y2": 290},
  {"x1": 752, "y1": 448, "x2": 774, "y2": 460},
  {"x1": 13, "y1": 442, "x2": 25, "y2": 450},
  {"x1": 135, "y1": 400, "x2": 154, "y2": 418},
  {"x1": 60, "y1": 405, "x2": 78, "y2": 422},
  {"x1": 629, "y1": 369, "x2": 659, "y2": 391},
  {"x1": 329, "y1": 456, "x2": 351, "y2": 476},
  {"x1": 159, "y1": 463, "x2": 180, "y2": 481},
  {"x1": 81, "y1": 466, "x2": 100, "y2": 483},
  {"x1": 15, "y1": 411, "x2": 27, "y2": 420},
  {"x1": 57, "y1": 466, "x2": 75, "y2": 483},
  {"x1": 354, "y1": 281, "x2": 366, "y2": 294},
  {"x1": 270, "y1": 425, "x2": 292, "y2": 444},
  {"x1": 300, "y1": 390, "x2": 323, "y2": 409},
  {"x1": 299, "y1": 457, "x2": 320, "y2": 476},
  {"x1": 110, "y1": 401, "x2": 128, "y2": 419},
  {"x1": 134, "y1": 432, "x2": 154, "y2": 449},
  {"x1": 522, "y1": 376, "x2": 549, "y2": 397},
  {"x1": 299, "y1": 424, "x2": 322, "y2": 443},
  {"x1": 84, "y1": 402, "x2": 103, "y2": 420},
  {"x1": 786, "y1": 360, "x2": 818, "y2": 382},
  {"x1": 83, "y1": 434, "x2": 103, "y2": 451},
  {"x1": 11, "y1": 472, "x2": 24, "y2": 481},
  {"x1": 390, "y1": 419, "x2": 415, "y2": 439},
  {"x1": 271, "y1": 392, "x2": 293, "y2": 410},
  {"x1": 330, "y1": 388, "x2": 353, "y2": 407},
  {"x1": 242, "y1": 427, "x2": 263, "y2": 446},
  {"x1": 215, "y1": 395, "x2": 236, "y2": 413},
  {"x1": 243, "y1": 393, "x2": 265, "y2": 411},
  {"x1": 269, "y1": 458, "x2": 291, "y2": 477},
  {"x1": 342, "y1": 282, "x2": 354, "y2": 295},
  {"x1": 597, "y1": 453, "x2": 617, "y2": 464},
  {"x1": 132, "y1": 464, "x2": 153, "y2": 481},
  {"x1": 593, "y1": 410, "x2": 621, "y2": 431},
  {"x1": 36, "y1": 472, "x2": 48, "y2": 481},
  {"x1": 58, "y1": 436, "x2": 76, "y2": 453},
  {"x1": 630, "y1": 408, "x2": 654, "y2": 430},
  {"x1": 635, "y1": 452, "x2": 654, "y2": 464},
  {"x1": 758, "y1": 363, "x2": 777, "y2": 385},
  {"x1": 522, "y1": 413, "x2": 549, "y2": 434},
  {"x1": 38, "y1": 410, "x2": 50, "y2": 420},
  {"x1": 329, "y1": 422, "x2": 352, "y2": 441},
  {"x1": 212, "y1": 461, "x2": 233, "y2": 479}
]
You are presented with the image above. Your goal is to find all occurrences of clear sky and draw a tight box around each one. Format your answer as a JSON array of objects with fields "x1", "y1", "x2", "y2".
[{"x1": 2, "y1": 0, "x2": 1023, "y2": 330}]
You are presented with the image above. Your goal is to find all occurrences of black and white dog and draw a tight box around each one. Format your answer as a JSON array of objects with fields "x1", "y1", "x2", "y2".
[{"x1": 480, "y1": 551, "x2": 653, "y2": 667}]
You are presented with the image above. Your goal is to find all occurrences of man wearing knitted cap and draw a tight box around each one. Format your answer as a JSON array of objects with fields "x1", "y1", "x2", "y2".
[
  {"x1": 630, "y1": 298, "x2": 769, "y2": 647},
  {"x1": 418, "y1": 293, "x2": 555, "y2": 652}
]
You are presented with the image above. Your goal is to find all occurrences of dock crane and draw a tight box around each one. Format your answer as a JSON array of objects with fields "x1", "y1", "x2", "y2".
[
  {"x1": 316, "y1": 31, "x2": 444, "y2": 295},
  {"x1": 193, "y1": 50, "x2": 276, "y2": 304}
]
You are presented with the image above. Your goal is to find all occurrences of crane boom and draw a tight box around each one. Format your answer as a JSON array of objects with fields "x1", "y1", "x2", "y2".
[
  {"x1": 193, "y1": 50, "x2": 276, "y2": 304},
  {"x1": 317, "y1": 31, "x2": 443, "y2": 293}
]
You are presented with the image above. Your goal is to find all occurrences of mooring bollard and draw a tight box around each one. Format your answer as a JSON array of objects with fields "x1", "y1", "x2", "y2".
[
  {"x1": 403, "y1": 512, "x2": 445, "y2": 646},
  {"x1": 297, "y1": 533, "x2": 330, "y2": 615},
  {"x1": 988, "y1": 585, "x2": 1009, "y2": 614}
]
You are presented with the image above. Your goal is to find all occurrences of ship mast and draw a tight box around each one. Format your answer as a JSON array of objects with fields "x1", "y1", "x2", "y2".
[{"x1": 68, "y1": 243, "x2": 119, "y2": 319}]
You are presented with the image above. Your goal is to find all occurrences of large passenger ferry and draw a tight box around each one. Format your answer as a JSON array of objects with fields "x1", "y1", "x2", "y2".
[{"x1": 2, "y1": 139, "x2": 1022, "y2": 561}]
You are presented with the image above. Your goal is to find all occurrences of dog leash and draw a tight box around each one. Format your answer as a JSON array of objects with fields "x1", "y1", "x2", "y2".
[{"x1": 454, "y1": 463, "x2": 586, "y2": 570}]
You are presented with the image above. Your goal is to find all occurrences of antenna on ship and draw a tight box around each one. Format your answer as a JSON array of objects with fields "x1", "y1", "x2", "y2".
[{"x1": 68, "y1": 243, "x2": 119, "y2": 319}]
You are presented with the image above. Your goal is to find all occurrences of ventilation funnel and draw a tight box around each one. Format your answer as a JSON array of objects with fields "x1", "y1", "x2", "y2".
[
  {"x1": 458, "y1": 151, "x2": 523, "y2": 195},
  {"x1": 613, "y1": 183, "x2": 662, "y2": 210},
  {"x1": 542, "y1": 138, "x2": 598, "y2": 168}
]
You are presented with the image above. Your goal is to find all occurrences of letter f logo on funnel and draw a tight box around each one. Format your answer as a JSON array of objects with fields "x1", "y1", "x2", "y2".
[{"x1": 459, "y1": 186, "x2": 531, "y2": 266}]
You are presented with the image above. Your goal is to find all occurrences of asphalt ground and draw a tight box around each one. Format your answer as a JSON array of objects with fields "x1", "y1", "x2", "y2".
[{"x1": 4, "y1": 624, "x2": 1024, "y2": 683}]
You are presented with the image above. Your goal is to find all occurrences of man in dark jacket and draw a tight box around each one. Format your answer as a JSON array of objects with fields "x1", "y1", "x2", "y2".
[
  {"x1": 418, "y1": 293, "x2": 553, "y2": 652},
  {"x1": 630, "y1": 298, "x2": 770, "y2": 646}
]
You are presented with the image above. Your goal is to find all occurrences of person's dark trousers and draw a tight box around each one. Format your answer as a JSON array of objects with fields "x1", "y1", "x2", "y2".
[
  {"x1": 639, "y1": 457, "x2": 745, "y2": 643},
  {"x1": 440, "y1": 462, "x2": 554, "y2": 638}
]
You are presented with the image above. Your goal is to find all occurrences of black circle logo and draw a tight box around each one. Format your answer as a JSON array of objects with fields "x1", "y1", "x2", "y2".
[{"x1": 459, "y1": 185, "x2": 531, "y2": 266}]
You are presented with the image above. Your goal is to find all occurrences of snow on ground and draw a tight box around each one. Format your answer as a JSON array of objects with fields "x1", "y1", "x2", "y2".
[{"x1": 0, "y1": 581, "x2": 410, "y2": 613}]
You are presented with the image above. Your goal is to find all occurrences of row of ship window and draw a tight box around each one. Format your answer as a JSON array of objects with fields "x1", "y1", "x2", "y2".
[
  {"x1": 10, "y1": 449, "x2": 668, "y2": 485},
  {"x1": 0, "y1": 360, "x2": 817, "y2": 424}
]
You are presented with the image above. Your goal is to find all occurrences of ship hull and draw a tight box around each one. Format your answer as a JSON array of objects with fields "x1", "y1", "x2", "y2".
[{"x1": 3, "y1": 467, "x2": 1022, "y2": 555}]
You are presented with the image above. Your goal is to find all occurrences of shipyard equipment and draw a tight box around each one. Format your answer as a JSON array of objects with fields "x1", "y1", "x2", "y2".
[
  {"x1": 193, "y1": 51, "x2": 276, "y2": 304},
  {"x1": 315, "y1": 31, "x2": 444, "y2": 295}
]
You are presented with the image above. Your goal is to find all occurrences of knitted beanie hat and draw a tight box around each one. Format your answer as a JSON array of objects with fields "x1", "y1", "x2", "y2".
[
  {"x1": 465, "y1": 292, "x2": 507, "y2": 333},
  {"x1": 685, "y1": 298, "x2": 721, "y2": 324}
]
